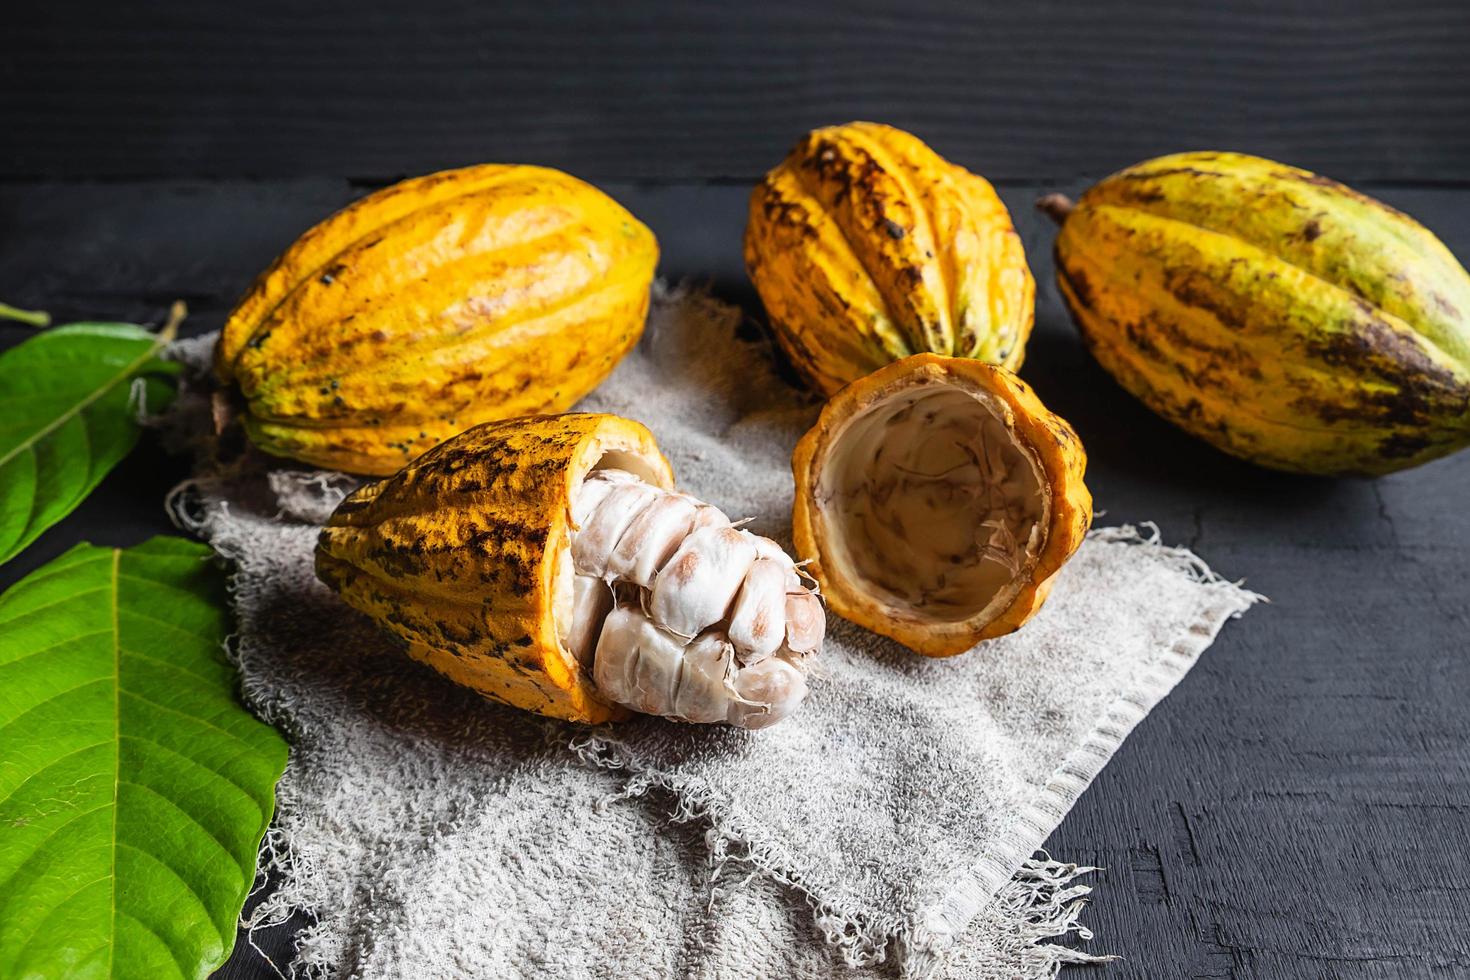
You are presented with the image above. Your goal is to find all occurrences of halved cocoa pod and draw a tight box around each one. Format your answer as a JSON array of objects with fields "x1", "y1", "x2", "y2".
[
  {"x1": 792, "y1": 354, "x2": 1091, "y2": 657},
  {"x1": 318, "y1": 413, "x2": 823, "y2": 727}
]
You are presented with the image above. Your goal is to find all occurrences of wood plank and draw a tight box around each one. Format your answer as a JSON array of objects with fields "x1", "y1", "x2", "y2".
[
  {"x1": 5, "y1": 0, "x2": 1470, "y2": 182},
  {"x1": 2, "y1": 179, "x2": 1467, "y2": 978}
]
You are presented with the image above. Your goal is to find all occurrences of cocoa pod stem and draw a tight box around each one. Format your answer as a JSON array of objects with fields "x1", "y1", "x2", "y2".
[{"x1": 1036, "y1": 193, "x2": 1076, "y2": 225}]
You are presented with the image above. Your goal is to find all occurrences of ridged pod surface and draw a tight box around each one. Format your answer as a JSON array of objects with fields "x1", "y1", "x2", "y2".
[
  {"x1": 745, "y1": 122, "x2": 1034, "y2": 395},
  {"x1": 317, "y1": 414, "x2": 823, "y2": 727},
  {"x1": 317, "y1": 414, "x2": 670, "y2": 723},
  {"x1": 1047, "y1": 151, "x2": 1470, "y2": 476},
  {"x1": 792, "y1": 354, "x2": 1091, "y2": 657},
  {"x1": 216, "y1": 164, "x2": 659, "y2": 475}
]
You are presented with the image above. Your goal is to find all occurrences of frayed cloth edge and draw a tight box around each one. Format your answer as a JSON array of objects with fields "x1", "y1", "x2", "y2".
[
  {"x1": 908, "y1": 523, "x2": 1262, "y2": 975},
  {"x1": 168, "y1": 366, "x2": 1254, "y2": 980},
  {"x1": 565, "y1": 731, "x2": 910, "y2": 970},
  {"x1": 567, "y1": 523, "x2": 1259, "y2": 978},
  {"x1": 564, "y1": 735, "x2": 1118, "y2": 979}
]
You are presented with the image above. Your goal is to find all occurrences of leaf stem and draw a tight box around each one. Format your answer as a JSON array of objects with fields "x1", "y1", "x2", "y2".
[
  {"x1": 0, "y1": 301, "x2": 52, "y2": 328},
  {"x1": 160, "y1": 300, "x2": 187, "y2": 341}
]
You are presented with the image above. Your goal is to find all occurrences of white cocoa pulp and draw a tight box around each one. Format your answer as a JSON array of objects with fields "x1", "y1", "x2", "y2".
[{"x1": 556, "y1": 469, "x2": 821, "y2": 729}]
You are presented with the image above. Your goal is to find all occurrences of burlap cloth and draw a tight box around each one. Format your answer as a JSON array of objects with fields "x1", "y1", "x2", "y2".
[{"x1": 168, "y1": 287, "x2": 1257, "y2": 978}]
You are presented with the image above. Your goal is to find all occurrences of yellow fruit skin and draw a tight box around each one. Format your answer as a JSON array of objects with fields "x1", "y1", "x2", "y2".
[
  {"x1": 744, "y1": 122, "x2": 1034, "y2": 396},
  {"x1": 316, "y1": 413, "x2": 673, "y2": 724},
  {"x1": 216, "y1": 164, "x2": 659, "y2": 475},
  {"x1": 1052, "y1": 151, "x2": 1470, "y2": 476},
  {"x1": 791, "y1": 354, "x2": 1092, "y2": 657}
]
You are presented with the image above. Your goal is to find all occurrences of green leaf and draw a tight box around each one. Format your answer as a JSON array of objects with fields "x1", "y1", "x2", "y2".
[
  {"x1": 0, "y1": 316, "x2": 181, "y2": 567},
  {"x1": 0, "y1": 537, "x2": 289, "y2": 980}
]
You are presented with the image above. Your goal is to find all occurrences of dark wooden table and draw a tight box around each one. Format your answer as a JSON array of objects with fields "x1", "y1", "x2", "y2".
[{"x1": 4, "y1": 3, "x2": 1469, "y2": 977}]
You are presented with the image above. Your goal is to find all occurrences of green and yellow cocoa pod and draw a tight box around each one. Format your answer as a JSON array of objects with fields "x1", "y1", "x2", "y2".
[{"x1": 1042, "y1": 152, "x2": 1470, "y2": 476}]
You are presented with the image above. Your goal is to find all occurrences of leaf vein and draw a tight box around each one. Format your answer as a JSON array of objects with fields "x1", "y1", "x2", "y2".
[
  {"x1": 121, "y1": 646, "x2": 224, "y2": 686},
  {"x1": 0, "y1": 628, "x2": 114, "y2": 667},
  {"x1": 0, "y1": 335, "x2": 165, "y2": 471},
  {"x1": 115, "y1": 840, "x2": 226, "y2": 947},
  {"x1": 0, "y1": 739, "x2": 111, "y2": 812},
  {"x1": 121, "y1": 690, "x2": 272, "y2": 751},
  {"x1": 120, "y1": 777, "x2": 249, "y2": 872},
  {"x1": 119, "y1": 733, "x2": 267, "y2": 819},
  {"x1": 0, "y1": 802, "x2": 111, "y2": 895},
  {"x1": 114, "y1": 908, "x2": 191, "y2": 980},
  {"x1": 0, "y1": 677, "x2": 112, "y2": 738},
  {"x1": 106, "y1": 547, "x2": 121, "y2": 980},
  {"x1": 5, "y1": 873, "x2": 114, "y2": 971},
  {"x1": 0, "y1": 553, "x2": 109, "y2": 594},
  {"x1": 0, "y1": 588, "x2": 111, "y2": 630}
]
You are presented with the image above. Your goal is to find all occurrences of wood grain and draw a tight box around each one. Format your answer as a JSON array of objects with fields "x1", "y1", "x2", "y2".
[
  {"x1": 2, "y1": 178, "x2": 1467, "y2": 978},
  {"x1": 4, "y1": 0, "x2": 1470, "y2": 183}
]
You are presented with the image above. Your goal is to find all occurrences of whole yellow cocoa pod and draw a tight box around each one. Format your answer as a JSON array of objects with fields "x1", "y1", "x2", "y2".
[
  {"x1": 216, "y1": 164, "x2": 659, "y2": 475},
  {"x1": 745, "y1": 122, "x2": 1034, "y2": 395}
]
